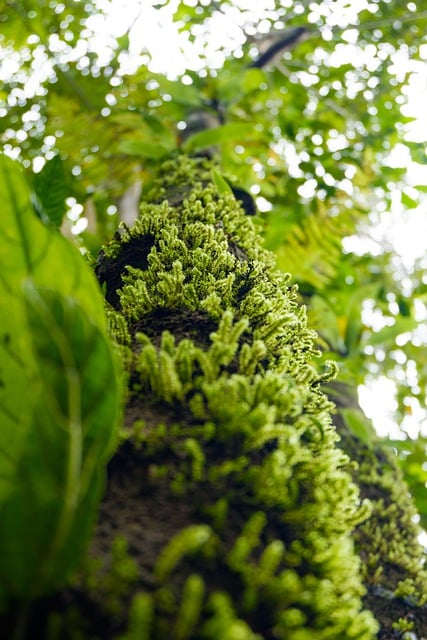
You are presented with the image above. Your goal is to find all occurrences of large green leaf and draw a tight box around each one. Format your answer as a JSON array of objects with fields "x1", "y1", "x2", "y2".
[
  {"x1": 0, "y1": 155, "x2": 121, "y2": 606},
  {"x1": 0, "y1": 154, "x2": 105, "y2": 501},
  {"x1": 0, "y1": 286, "x2": 120, "y2": 602},
  {"x1": 0, "y1": 154, "x2": 105, "y2": 320}
]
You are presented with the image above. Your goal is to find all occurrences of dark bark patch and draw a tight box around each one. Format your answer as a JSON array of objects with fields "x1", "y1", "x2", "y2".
[
  {"x1": 95, "y1": 234, "x2": 155, "y2": 308},
  {"x1": 130, "y1": 307, "x2": 218, "y2": 349},
  {"x1": 363, "y1": 588, "x2": 427, "y2": 640},
  {"x1": 229, "y1": 186, "x2": 256, "y2": 216},
  {"x1": 122, "y1": 390, "x2": 194, "y2": 446},
  {"x1": 227, "y1": 238, "x2": 248, "y2": 262},
  {"x1": 95, "y1": 444, "x2": 197, "y2": 591},
  {"x1": 123, "y1": 395, "x2": 177, "y2": 432},
  {"x1": 154, "y1": 184, "x2": 193, "y2": 208}
]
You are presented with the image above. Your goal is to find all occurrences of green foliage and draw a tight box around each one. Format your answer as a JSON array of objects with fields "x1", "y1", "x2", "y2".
[
  {"x1": 341, "y1": 408, "x2": 376, "y2": 448},
  {"x1": 386, "y1": 437, "x2": 427, "y2": 530},
  {"x1": 265, "y1": 207, "x2": 355, "y2": 290},
  {"x1": 211, "y1": 168, "x2": 234, "y2": 197},
  {"x1": 0, "y1": 155, "x2": 121, "y2": 608},
  {"x1": 33, "y1": 155, "x2": 67, "y2": 227},
  {"x1": 183, "y1": 122, "x2": 263, "y2": 154},
  {"x1": 3, "y1": 0, "x2": 426, "y2": 230}
]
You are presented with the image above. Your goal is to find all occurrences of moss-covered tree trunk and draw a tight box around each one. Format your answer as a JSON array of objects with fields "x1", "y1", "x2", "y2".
[
  {"x1": 328, "y1": 382, "x2": 427, "y2": 638},
  {"x1": 89, "y1": 153, "x2": 376, "y2": 639},
  {"x1": 6, "y1": 154, "x2": 426, "y2": 639}
]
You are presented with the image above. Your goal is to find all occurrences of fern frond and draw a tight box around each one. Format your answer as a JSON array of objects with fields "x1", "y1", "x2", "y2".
[{"x1": 270, "y1": 211, "x2": 354, "y2": 289}]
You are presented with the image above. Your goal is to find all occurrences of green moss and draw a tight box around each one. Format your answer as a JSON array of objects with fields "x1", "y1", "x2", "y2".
[
  {"x1": 86, "y1": 154, "x2": 379, "y2": 638},
  {"x1": 116, "y1": 592, "x2": 153, "y2": 640},
  {"x1": 355, "y1": 445, "x2": 427, "y2": 606},
  {"x1": 78, "y1": 536, "x2": 140, "y2": 618},
  {"x1": 327, "y1": 389, "x2": 427, "y2": 636},
  {"x1": 392, "y1": 617, "x2": 415, "y2": 633}
]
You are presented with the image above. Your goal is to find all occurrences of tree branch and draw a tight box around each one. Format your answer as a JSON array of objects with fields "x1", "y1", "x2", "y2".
[{"x1": 248, "y1": 26, "x2": 311, "y2": 69}]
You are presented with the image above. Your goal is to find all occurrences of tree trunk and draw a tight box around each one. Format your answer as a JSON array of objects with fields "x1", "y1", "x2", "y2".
[{"x1": 329, "y1": 382, "x2": 427, "y2": 638}]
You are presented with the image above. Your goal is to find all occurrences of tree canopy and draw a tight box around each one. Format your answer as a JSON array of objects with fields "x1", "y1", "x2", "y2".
[{"x1": 1, "y1": 1, "x2": 427, "y2": 637}]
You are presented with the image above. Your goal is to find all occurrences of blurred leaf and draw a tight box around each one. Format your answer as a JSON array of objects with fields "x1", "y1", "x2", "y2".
[
  {"x1": 0, "y1": 154, "x2": 121, "y2": 606},
  {"x1": 211, "y1": 168, "x2": 233, "y2": 196},
  {"x1": 397, "y1": 297, "x2": 411, "y2": 317},
  {"x1": 118, "y1": 139, "x2": 172, "y2": 159},
  {"x1": 0, "y1": 286, "x2": 120, "y2": 603},
  {"x1": 0, "y1": 155, "x2": 105, "y2": 320},
  {"x1": 344, "y1": 284, "x2": 380, "y2": 354},
  {"x1": 308, "y1": 294, "x2": 345, "y2": 353},
  {"x1": 341, "y1": 408, "x2": 375, "y2": 447},
  {"x1": 155, "y1": 76, "x2": 204, "y2": 107},
  {"x1": 142, "y1": 113, "x2": 175, "y2": 142},
  {"x1": 33, "y1": 155, "x2": 67, "y2": 227},
  {"x1": 241, "y1": 68, "x2": 268, "y2": 93},
  {"x1": 183, "y1": 123, "x2": 262, "y2": 153},
  {"x1": 367, "y1": 318, "x2": 418, "y2": 347},
  {"x1": 386, "y1": 438, "x2": 427, "y2": 529},
  {"x1": 401, "y1": 190, "x2": 418, "y2": 209}
]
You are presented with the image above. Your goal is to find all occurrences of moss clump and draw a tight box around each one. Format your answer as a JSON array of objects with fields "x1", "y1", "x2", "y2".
[
  {"x1": 329, "y1": 385, "x2": 427, "y2": 637},
  {"x1": 352, "y1": 442, "x2": 427, "y2": 638},
  {"x1": 357, "y1": 445, "x2": 427, "y2": 603},
  {"x1": 73, "y1": 154, "x2": 379, "y2": 638}
]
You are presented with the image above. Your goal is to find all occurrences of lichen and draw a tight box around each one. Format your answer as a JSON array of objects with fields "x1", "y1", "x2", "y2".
[{"x1": 76, "y1": 154, "x2": 379, "y2": 638}]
